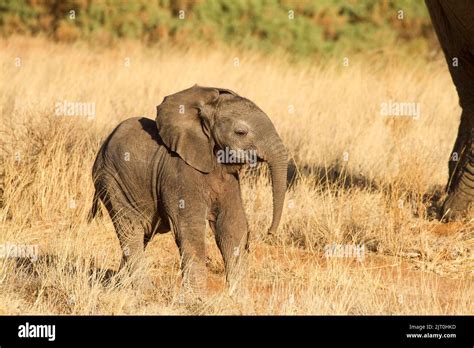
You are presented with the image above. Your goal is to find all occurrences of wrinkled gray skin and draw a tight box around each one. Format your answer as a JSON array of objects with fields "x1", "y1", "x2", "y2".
[
  {"x1": 426, "y1": 0, "x2": 474, "y2": 220},
  {"x1": 89, "y1": 85, "x2": 287, "y2": 293}
]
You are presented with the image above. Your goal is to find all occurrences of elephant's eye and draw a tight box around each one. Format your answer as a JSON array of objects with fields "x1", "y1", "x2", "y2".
[{"x1": 234, "y1": 129, "x2": 248, "y2": 136}]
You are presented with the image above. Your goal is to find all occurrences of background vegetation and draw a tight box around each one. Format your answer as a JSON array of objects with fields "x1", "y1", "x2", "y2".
[
  {"x1": 0, "y1": 0, "x2": 435, "y2": 58},
  {"x1": 0, "y1": 36, "x2": 472, "y2": 315}
]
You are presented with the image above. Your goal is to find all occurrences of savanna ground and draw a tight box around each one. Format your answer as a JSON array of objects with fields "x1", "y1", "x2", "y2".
[{"x1": 0, "y1": 36, "x2": 472, "y2": 315}]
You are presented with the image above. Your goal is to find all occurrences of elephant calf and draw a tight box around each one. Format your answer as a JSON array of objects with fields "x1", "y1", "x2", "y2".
[{"x1": 89, "y1": 85, "x2": 287, "y2": 294}]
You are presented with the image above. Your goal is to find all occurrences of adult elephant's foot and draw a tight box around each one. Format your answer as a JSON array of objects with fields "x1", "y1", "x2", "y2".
[
  {"x1": 441, "y1": 190, "x2": 473, "y2": 221},
  {"x1": 441, "y1": 152, "x2": 474, "y2": 221},
  {"x1": 442, "y1": 136, "x2": 474, "y2": 222}
]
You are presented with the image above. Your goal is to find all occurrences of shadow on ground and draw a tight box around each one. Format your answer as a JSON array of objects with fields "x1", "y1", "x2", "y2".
[
  {"x1": 13, "y1": 254, "x2": 118, "y2": 285},
  {"x1": 246, "y1": 158, "x2": 446, "y2": 220}
]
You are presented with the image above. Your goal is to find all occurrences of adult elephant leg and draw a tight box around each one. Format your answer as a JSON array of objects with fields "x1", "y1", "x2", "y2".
[
  {"x1": 443, "y1": 109, "x2": 474, "y2": 220},
  {"x1": 425, "y1": 0, "x2": 474, "y2": 220},
  {"x1": 214, "y1": 180, "x2": 249, "y2": 294},
  {"x1": 447, "y1": 111, "x2": 471, "y2": 181}
]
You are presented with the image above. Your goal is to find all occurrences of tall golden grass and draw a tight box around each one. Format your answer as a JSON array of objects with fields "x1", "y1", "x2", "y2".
[{"x1": 0, "y1": 36, "x2": 472, "y2": 314}]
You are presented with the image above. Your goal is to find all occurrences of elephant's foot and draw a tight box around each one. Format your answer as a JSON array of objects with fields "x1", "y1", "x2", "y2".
[
  {"x1": 115, "y1": 257, "x2": 152, "y2": 291},
  {"x1": 180, "y1": 262, "x2": 208, "y2": 302},
  {"x1": 442, "y1": 138, "x2": 474, "y2": 222},
  {"x1": 441, "y1": 190, "x2": 473, "y2": 222},
  {"x1": 225, "y1": 260, "x2": 249, "y2": 296},
  {"x1": 226, "y1": 278, "x2": 249, "y2": 302}
]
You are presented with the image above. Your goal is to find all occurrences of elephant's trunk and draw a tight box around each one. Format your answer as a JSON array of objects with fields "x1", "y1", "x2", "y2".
[{"x1": 257, "y1": 136, "x2": 288, "y2": 235}]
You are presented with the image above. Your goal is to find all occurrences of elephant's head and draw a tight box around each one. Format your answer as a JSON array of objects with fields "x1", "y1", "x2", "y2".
[{"x1": 156, "y1": 85, "x2": 287, "y2": 235}]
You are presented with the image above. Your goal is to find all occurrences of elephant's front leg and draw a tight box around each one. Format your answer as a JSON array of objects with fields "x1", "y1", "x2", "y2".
[
  {"x1": 443, "y1": 108, "x2": 474, "y2": 220},
  {"x1": 171, "y1": 204, "x2": 208, "y2": 299},
  {"x1": 214, "y1": 185, "x2": 249, "y2": 294}
]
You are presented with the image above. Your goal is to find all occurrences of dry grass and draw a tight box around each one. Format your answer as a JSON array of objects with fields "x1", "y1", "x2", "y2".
[{"x1": 0, "y1": 36, "x2": 472, "y2": 315}]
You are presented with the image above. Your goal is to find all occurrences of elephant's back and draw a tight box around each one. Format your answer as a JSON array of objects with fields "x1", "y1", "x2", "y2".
[
  {"x1": 92, "y1": 117, "x2": 168, "y2": 219},
  {"x1": 110, "y1": 117, "x2": 163, "y2": 149},
  {"x1": 98, "y1": 116, "x2": 168, "y2": 173}
]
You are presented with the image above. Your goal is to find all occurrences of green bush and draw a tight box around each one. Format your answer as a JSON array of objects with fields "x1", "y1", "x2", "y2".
[{"x1": 0, "y1": 0, "x2": 434, "y2": 57}]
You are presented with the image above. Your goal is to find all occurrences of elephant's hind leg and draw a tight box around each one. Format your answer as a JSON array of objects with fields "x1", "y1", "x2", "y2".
[
  {"x1": 99, "y1": 191, "x2": 147, "y2": 272},
  {"x1": 113, "y1": 213, "x2": 146, "y2": 272},
  {"x1": 96, "y1": 179, "x2": 145, "y2": 270}
]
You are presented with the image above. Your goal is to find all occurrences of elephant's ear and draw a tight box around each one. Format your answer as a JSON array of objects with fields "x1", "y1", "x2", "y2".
[{"x1": 156, "y1": 85, "x2": 230, "y2": 173}]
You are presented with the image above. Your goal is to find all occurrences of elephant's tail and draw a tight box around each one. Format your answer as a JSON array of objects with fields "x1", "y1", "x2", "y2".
[{"x1": 87, "y1": 189, "x2": 102, "y2": 223}]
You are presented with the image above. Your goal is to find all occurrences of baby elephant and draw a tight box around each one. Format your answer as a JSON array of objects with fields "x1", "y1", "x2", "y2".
[{"x1": 89, "y1": 85, "x2": 287, "y2": 294}]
